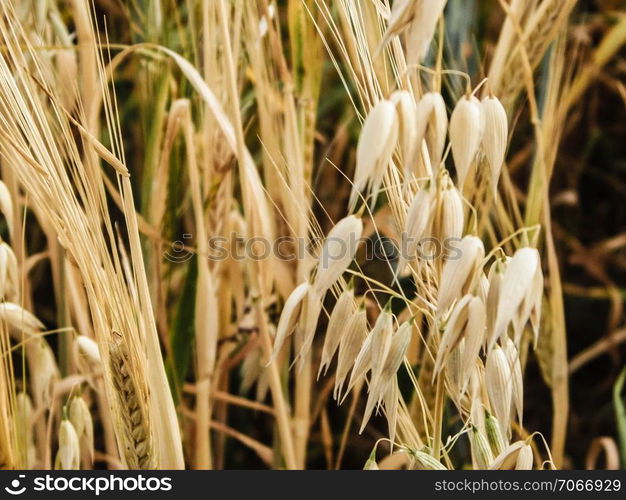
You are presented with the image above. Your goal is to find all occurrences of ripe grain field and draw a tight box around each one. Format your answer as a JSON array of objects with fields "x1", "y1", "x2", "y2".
[{"x1": 0, "y1": 0, "x2": 625, "y2": 471}]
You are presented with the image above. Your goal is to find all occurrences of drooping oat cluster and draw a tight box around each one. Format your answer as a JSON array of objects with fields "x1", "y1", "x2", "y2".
[{"x1": 271, "y1": 81, "x2": 546, "y2": 468}]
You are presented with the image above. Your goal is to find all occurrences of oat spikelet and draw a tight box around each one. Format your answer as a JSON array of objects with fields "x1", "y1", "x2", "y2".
[
  {"x1": 515, "y1": 444, "x2": 534, "y2": 470},
  {"x1": 334, "y1": 308, "x2": 368, "y2": 400},
  {"x1": 485, "y1": 345, "x2": 513, "y2": 439},
  {"x1": 76, "y1": 335, "x2": 101, "y2": 365},
  {"x1": 0, "y1": 242, "x2": 18, "y2": 300},
  {"x1": 409, "y1": 449, "x2": 447, "y2": 470},
  {"x1": 0, "y1": 302, "x2": 45, "y2": 336},
  {"x1": 416, "y1": 92, "x2": 448, "y2": 169},
  {"x1": 270, "y1": 280, "x2": 310, "y2": 363},
  {"x1": 379, "y1": 0, "x2": 415, "y2": 48},
  {"x1": 481, "y1": 96, "x2": 508, "y2": 193},
  {"x1": 492, "y1": 247, "x2": 540, "y2": 345},
  {"x1": 489, "y1": 440, "x2": 527, "y2": 470},
  {"x1": 0, "y1": 180, "x2": 13, "y2": 238},
  {"x1": 484, "y1": 409, "x2": 507, "y2": 456},
  {"x1": 470, "y1": 424, "x2": 494, "y2": 469},
  {"x1": 298, "y1": 215, "x2": 361, "y2": 360},
  {"x1": 503, "y1": 337, "x2": 524, "y2": 426},
  {"x1": 361, "y1": 318, "x2": 410, "y2": 432},
  {"x1": 460, "y1": 296, "x2": 486, "y2": 393},
  {"x1": 55, "y1": 420, "x2": 80, "y2": 470},
  {"x1": 450, "y1": 95, "x2": 484, "y2": 190},
  {"x1": 391, "y1": 90, "x2": 419, "y2": 174},
  {"x1": 363, "y1": 452, "x2": 379, "y2": 470},
  {"x1": 109, "y1": 333, "x2": 155, "y2": 469},
  {"x1": 485, "y1": 258, "x2": 507, "y2": 349},
  {"x1": 350, "y1": 101, "x2": 398, "y2": 210},
  {"x1": 319, "y1": 285, "x2": 355, "y2": 377},
  {"x1": 434, "y1": 295, "x2": 471, "y2": 377},
  {"x1": 69, "y1": 396, "x2": 94, "y2": 464},
  {"x1": 404, "y1": 0, "x2": 448, "y2": 66},
  {"x1": 314, "y1": 215, "x2": 363, "y2": 296},
  {"x1": 437, "y1": 236, "x2": 484, "y2": 315},
  {"x1": 397, "y1": 188, "x2": 433, "y2": 278},
  {"x1": 439, "y1": 182, "x2": 464, "y2": 242}
]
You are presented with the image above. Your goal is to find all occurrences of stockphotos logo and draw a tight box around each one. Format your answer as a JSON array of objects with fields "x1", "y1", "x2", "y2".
[
  {"x1": 4, "y1": 474, "x2": 26, "y2": 495},
  {"x1": 3, "y1": 474, "x2": 173, "y2": 496}
]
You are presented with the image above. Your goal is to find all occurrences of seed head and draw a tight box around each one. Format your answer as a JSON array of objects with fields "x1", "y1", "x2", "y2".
[
  {"x1": 493, "y1": 248, "x2": 540, "y2": 345},
  {"x1": 404, "y1": 0, "x2": 448, "y2": 65},
  {"x1": 484, "y1": 410, "x2": 507, "y2": 456},
  {"x1": 69, "y1": 396, "x2": 94, "y2": 463},
  {"x1": 0, "y1": 242, "x2": 18, "y2": 300},
  {"x1": 319, "y1": 285, "x2": 355, "y2": 377},
  {"x1": 485, "y1": 345, "x2": 513, "y2": 438},
  {"x1": 460, "y1": 296, "x2": 487, "y2": 393},
  {"x1": 361, "y1": 319, "x2": 412, "y2": 431},
  {"x1": 270, "y1": 280, "x2": 310, "y2": 363},
  {"x1": 334, "y1": 308, "x2": 368, "y2": 400},
  {"x1": 55, "y1": 419, "x2": 80, "y2": 470},
  {"x1": 397, "y1": 188, "x2": 433, "y2": 278},
  {"x1": 450, "y1": 95, "x2": 484, "y2": 190},
  {"x1": 0, "y1": 180, "x2": 13, "y2": 238},
  {"x1": 470, "y1": 425, "x2": 494, "y2": 469},
  {"x1": 439, "y1": 183, "x2": 465, "y2": 242},
  {"x1": 489, "y1": 440, "x2": 527, "y2": 470},
  {"x1": 437, "y1": 235, "x2": 484, "y2": 315},
  {"x1": 481, "y1": 96, "x2": 508, "y2": 193},
  {"x1": 76, "y1": 335, "x2": 101, "y2": 365},
  {"x1": 351, "y1": 101, "x2": 398, "y2": 210},
  {"x1": 434, "y1": 294, "x2": 471, "y2": 377},
  {"x1": 485, "y1": 258, "x2": 507, "y2": 350},
  {"x1": 409, "y1": 449, "x2": 448, "y2": 470},
  {"x1": 391, "y1": 90, "x2": 419, "y2": 173},
  {"x1": 415, "y1": 92, "x2": 448, "y2": 169},
  {"x1": 0, "y1": 302, "x2": 45, "y2": 336},
  {"x1": 515, "y1": 444, "x2": 534, "y2": 470},
  {"x1": 314, "y1": 215, "x2": 363, "y2": 296},
  {"x1": 32, "y1": 340, "x2": 59, "y2": 407},
  {"x1": 503, "y1": 337, "x2": 524, "y2": 426}
]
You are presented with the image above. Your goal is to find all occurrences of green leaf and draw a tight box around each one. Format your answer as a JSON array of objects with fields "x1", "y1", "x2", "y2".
[{"x1": 166, "y1": 257, "x2": 197, "y2": 402}]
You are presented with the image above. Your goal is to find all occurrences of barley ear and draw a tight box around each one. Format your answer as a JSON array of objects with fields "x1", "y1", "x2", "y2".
[
  {"x1": 450, "y1": 95, "x2": 483, "y2": 190},
  {"x1": 109, "y1": 332, "x2": 156, "y2": 469}
]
